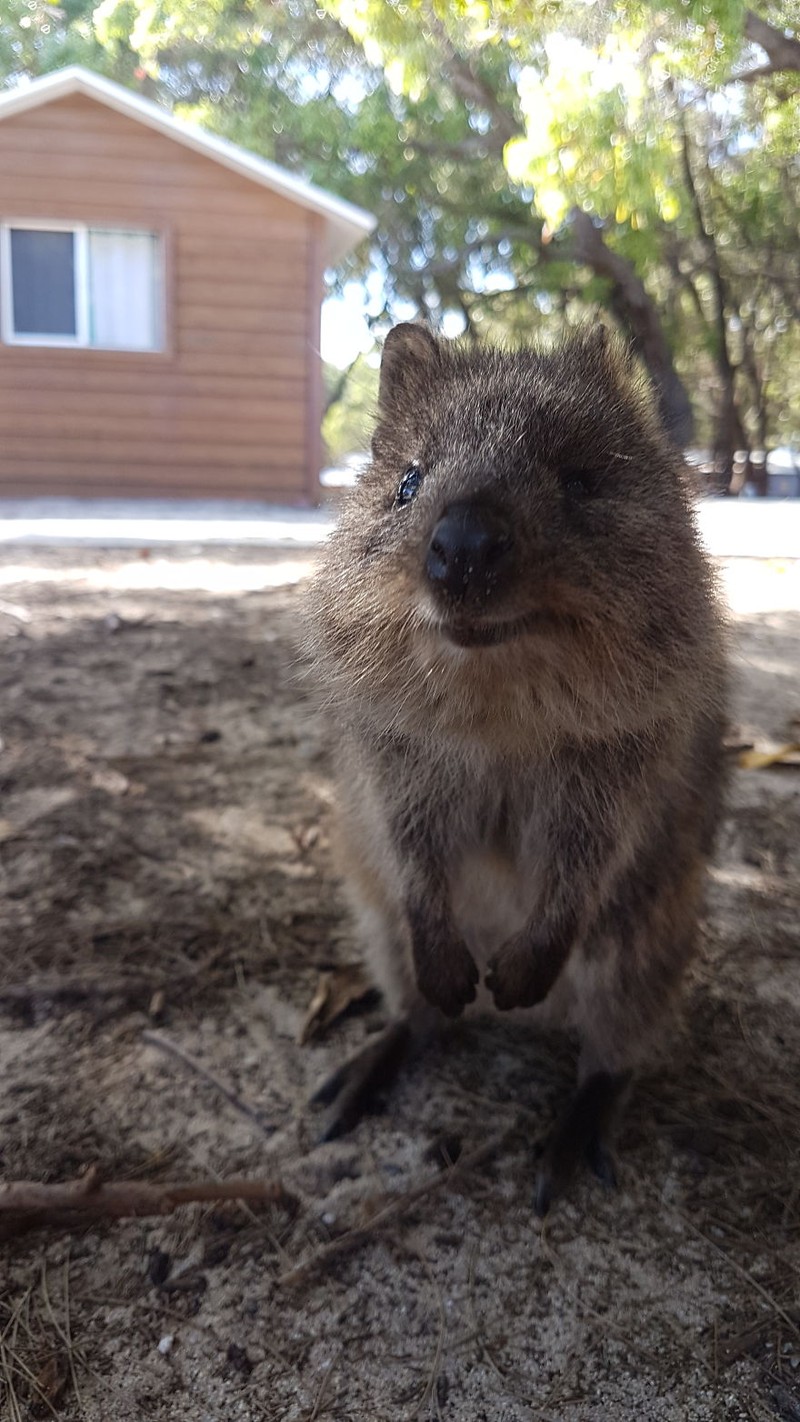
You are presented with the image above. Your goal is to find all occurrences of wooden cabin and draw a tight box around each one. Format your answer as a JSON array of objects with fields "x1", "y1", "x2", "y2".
[{"x1": 0, "y1": 67, "x2": 375, "y2": 502}]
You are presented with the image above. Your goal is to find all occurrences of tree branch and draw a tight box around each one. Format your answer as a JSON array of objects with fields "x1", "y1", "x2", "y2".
[
  {"x1": 558, "y1": 207, "x2": 694, "y2": 442},
  {"x1": 278, "y1": 1130, "x2": 510, "y2": 1288},
  {"x1": 421, "y1": 10, "x2": 522, "y2": 151},
  {"x1": 740, "y1": 9, "x2": 800, "y2": 78},
  {"x1": 0, "y1": 1167, "x2": 294, "y2": 1235},
  {"x1": 678, "y1": 120, "x2": 748, "y2": 473}
]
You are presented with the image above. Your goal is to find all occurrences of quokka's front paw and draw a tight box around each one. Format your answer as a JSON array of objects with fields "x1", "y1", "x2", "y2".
[
  {"x1": 414, "y1": 935, "x2": 479, "y2": 1019},
  {"x1": 486, "y1": 933, "x2": 567, "y2": 1011}
]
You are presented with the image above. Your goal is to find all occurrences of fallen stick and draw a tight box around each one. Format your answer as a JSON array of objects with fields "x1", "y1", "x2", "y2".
[
  {"x1": 0, "y1": 1165, "x2": 293, "y2": 1233},
  {"x1": 142, "y1": 1029, "x2": 275, "y2": 1138},
  {"x1": 0, "y1": 947, "x2": 230, "y2": 1013},
  {"x1": 0, "y1": 597, "x2": 31, "y2": 623},
  {"x1": 278, "y1": 1129, "x2": 511, "y2": 1289},
  {"x1": 0, "y1": 976, "x2": 163, "y2": 1009}
]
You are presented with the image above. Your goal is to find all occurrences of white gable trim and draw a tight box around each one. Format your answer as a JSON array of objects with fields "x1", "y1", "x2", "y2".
[{"x1": 0, "y1": 66, "x2": 376, "y2": 265}]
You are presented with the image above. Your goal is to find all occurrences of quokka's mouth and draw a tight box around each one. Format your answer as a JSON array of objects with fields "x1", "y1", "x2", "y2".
[
  {"x1": 439, "y1": 610, "x2": 566, "y2": 649},
  {"x1": 441, "y1": 619, "x2": 522, "y2": 648}
]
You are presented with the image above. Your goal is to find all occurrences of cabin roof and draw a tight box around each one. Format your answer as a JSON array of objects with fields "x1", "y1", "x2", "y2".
[{"x1": 0, "y1": 66, "x2": 376, "y2": 264}]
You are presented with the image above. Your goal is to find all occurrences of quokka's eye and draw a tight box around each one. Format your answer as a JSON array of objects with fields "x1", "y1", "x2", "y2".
[
  {"x1": 396, "y1": 463, "x2": 423, "y2": 507},
  {"x1": 561, "y1": 469, "x2": 597, "y2": 499}
]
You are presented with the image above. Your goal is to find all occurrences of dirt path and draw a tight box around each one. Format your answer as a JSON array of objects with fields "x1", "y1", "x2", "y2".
[{"x1": 0, "y1": 547, "x2": 798, "y2": 1422}]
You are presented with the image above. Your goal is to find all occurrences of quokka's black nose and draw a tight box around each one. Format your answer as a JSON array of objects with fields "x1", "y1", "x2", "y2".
[{"x1": 426, "y1": 501, "x2": 514, "y2": 602}]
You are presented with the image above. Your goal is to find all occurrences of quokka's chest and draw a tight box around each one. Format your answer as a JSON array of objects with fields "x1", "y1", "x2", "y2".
[
  {"x1": 424, "y1": 768, "x2": 546, "y2": 931},
  {"x1": 444, "y1": 780, "x2": 549, "y2": 968},
  {"x1": 448, "y1": 845, "x2": 537, "y2": 963}
]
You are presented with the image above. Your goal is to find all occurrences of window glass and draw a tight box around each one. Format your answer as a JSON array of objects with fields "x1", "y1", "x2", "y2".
[
  {"x1": 10, "y1": 228, "x2": 77, "y2": 337},
  {"x1": 3, "y1": 225, "x2": 161, "y2": 350},
  {"x1": 88, "y1": 230, "x2": 159, "y2": 351}
]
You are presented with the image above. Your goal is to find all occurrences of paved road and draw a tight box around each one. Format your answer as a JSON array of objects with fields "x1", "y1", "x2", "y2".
[
  {"x1": 0, "y1": 497, "x2": 334, "y2": 548},
  {"x1": 0, "y1": 495, "x2": 798, "y2": 558},
  {"x1": 694, "y1": 498, "x2": 800, "y2": 559}
]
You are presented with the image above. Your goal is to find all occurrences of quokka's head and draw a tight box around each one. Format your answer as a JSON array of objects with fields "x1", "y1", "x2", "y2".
[{"x1": 310, "y1": 323, "x2": 719, "y2": 751}]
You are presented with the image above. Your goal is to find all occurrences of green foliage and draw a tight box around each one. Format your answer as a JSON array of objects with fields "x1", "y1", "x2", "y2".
[
  {"x1": 322, "y1": 353, "x2": 380, "y2": 460},
  {"x1": 0, "y1": 0, "x2": 102, "y2": 78}
]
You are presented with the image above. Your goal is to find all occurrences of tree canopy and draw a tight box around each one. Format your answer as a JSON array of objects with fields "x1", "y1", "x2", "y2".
[{"x1": 2, "y1": 0, "x2": 798, "y2": 473}]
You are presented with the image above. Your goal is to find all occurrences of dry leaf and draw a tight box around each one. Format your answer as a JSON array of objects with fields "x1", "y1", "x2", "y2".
[
  {"x1": 90, "y1": 768, "x2": 130, "y2": 795},
  {"x1": 298, "y1": 964, "x2": 375, "y2": 1045},
  {"x1": 33, "y1": 1353, "x2": 69, "y2": 1406},
  {"x1": 0, "y1": 787, "x2": 77, "y2": 841},
  {"x1": 738, "y1": 741, "x2": 800, "y2": 770}
]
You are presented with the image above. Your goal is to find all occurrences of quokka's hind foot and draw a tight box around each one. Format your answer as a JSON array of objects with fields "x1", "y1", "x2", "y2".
[
  {"x1": 533, "y1": 1070, "x2": 631, "y2": 1217},
  {"x1": 310, "y1": 1019, "x2": 416, "y2": 1142}
]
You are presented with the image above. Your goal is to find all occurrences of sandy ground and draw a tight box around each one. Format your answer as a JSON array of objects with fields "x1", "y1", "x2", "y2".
[{"x1": 0, "y1": 546, "x2": 798, "y2": 1422}]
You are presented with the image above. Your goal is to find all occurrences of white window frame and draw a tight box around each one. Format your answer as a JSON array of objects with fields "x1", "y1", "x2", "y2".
[{"x1": 0, "y1": 219, "x2": 164, "y2": 352}]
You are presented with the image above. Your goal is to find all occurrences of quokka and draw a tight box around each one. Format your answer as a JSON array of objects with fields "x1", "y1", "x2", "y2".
[{"x1": 307, "y1": 322, "x2": 725, "y2": 1211}]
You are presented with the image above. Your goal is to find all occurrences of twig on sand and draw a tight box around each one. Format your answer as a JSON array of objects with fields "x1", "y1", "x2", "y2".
[
  {"x1": 465, "y1": 1240, "x2": 562, "y2": 1422},
  {"x1": 680, "y1": 1212, "x2": 800, "y2": 1344},
  {"x1": 0, "y1": 1167, "x2": 293, "y2": 1235},
  {"x1": 142, "y1": 1029, "x2": 275, "y2": 1137},
  {"x1": 0, "y1": 976, "x2": 162, "y2": 1011},
  {"x1": 278, "y1": 1130, "x2": 510, "y2": 1289},
  {"x1": 0, "y1": 598, "x2": 31, "y2": 623},
  {"x1": 0, "y1": 946, "x2": 230, "y2": 1014}
]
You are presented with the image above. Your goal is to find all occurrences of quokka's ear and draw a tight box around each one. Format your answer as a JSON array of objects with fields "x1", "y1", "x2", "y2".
[
  {"x1": 378, "y1": 322, "x2": 441, "y2": 416},
  {"x1": 582, "y1": 322, "x2": 610, "y2": 357},
  {"x1": 577, "y1": 322, "x2": 662, "y2": 435}
]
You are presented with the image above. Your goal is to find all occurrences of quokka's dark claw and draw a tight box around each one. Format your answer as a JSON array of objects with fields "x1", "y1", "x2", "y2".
[
  {"x1": 585, "y1": 1135, "x2": 619, "y2": 1190},
  {"x1": 532, "y1": 1070, "x2": 630, "y2": 1215},
  {"x1": 311, "y1": 1020, "x2": 412, "y2": 1141}
]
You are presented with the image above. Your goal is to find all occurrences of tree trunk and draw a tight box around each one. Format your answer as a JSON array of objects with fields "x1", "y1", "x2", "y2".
[
  {"x1": 423, "y1": 31, "x2": 695, "y2": 445},
  {"x1": 562, "y1": 208, "x2": 694, "y2": 444},
  {"x1": 678, "y1": 120, "x2": 751, "y2": 491}
]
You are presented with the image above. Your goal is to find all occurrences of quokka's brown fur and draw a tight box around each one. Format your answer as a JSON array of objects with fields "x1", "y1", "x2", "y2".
[{"x1": 308, "y1": 322, "x2": 726, "y2": 1199}]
